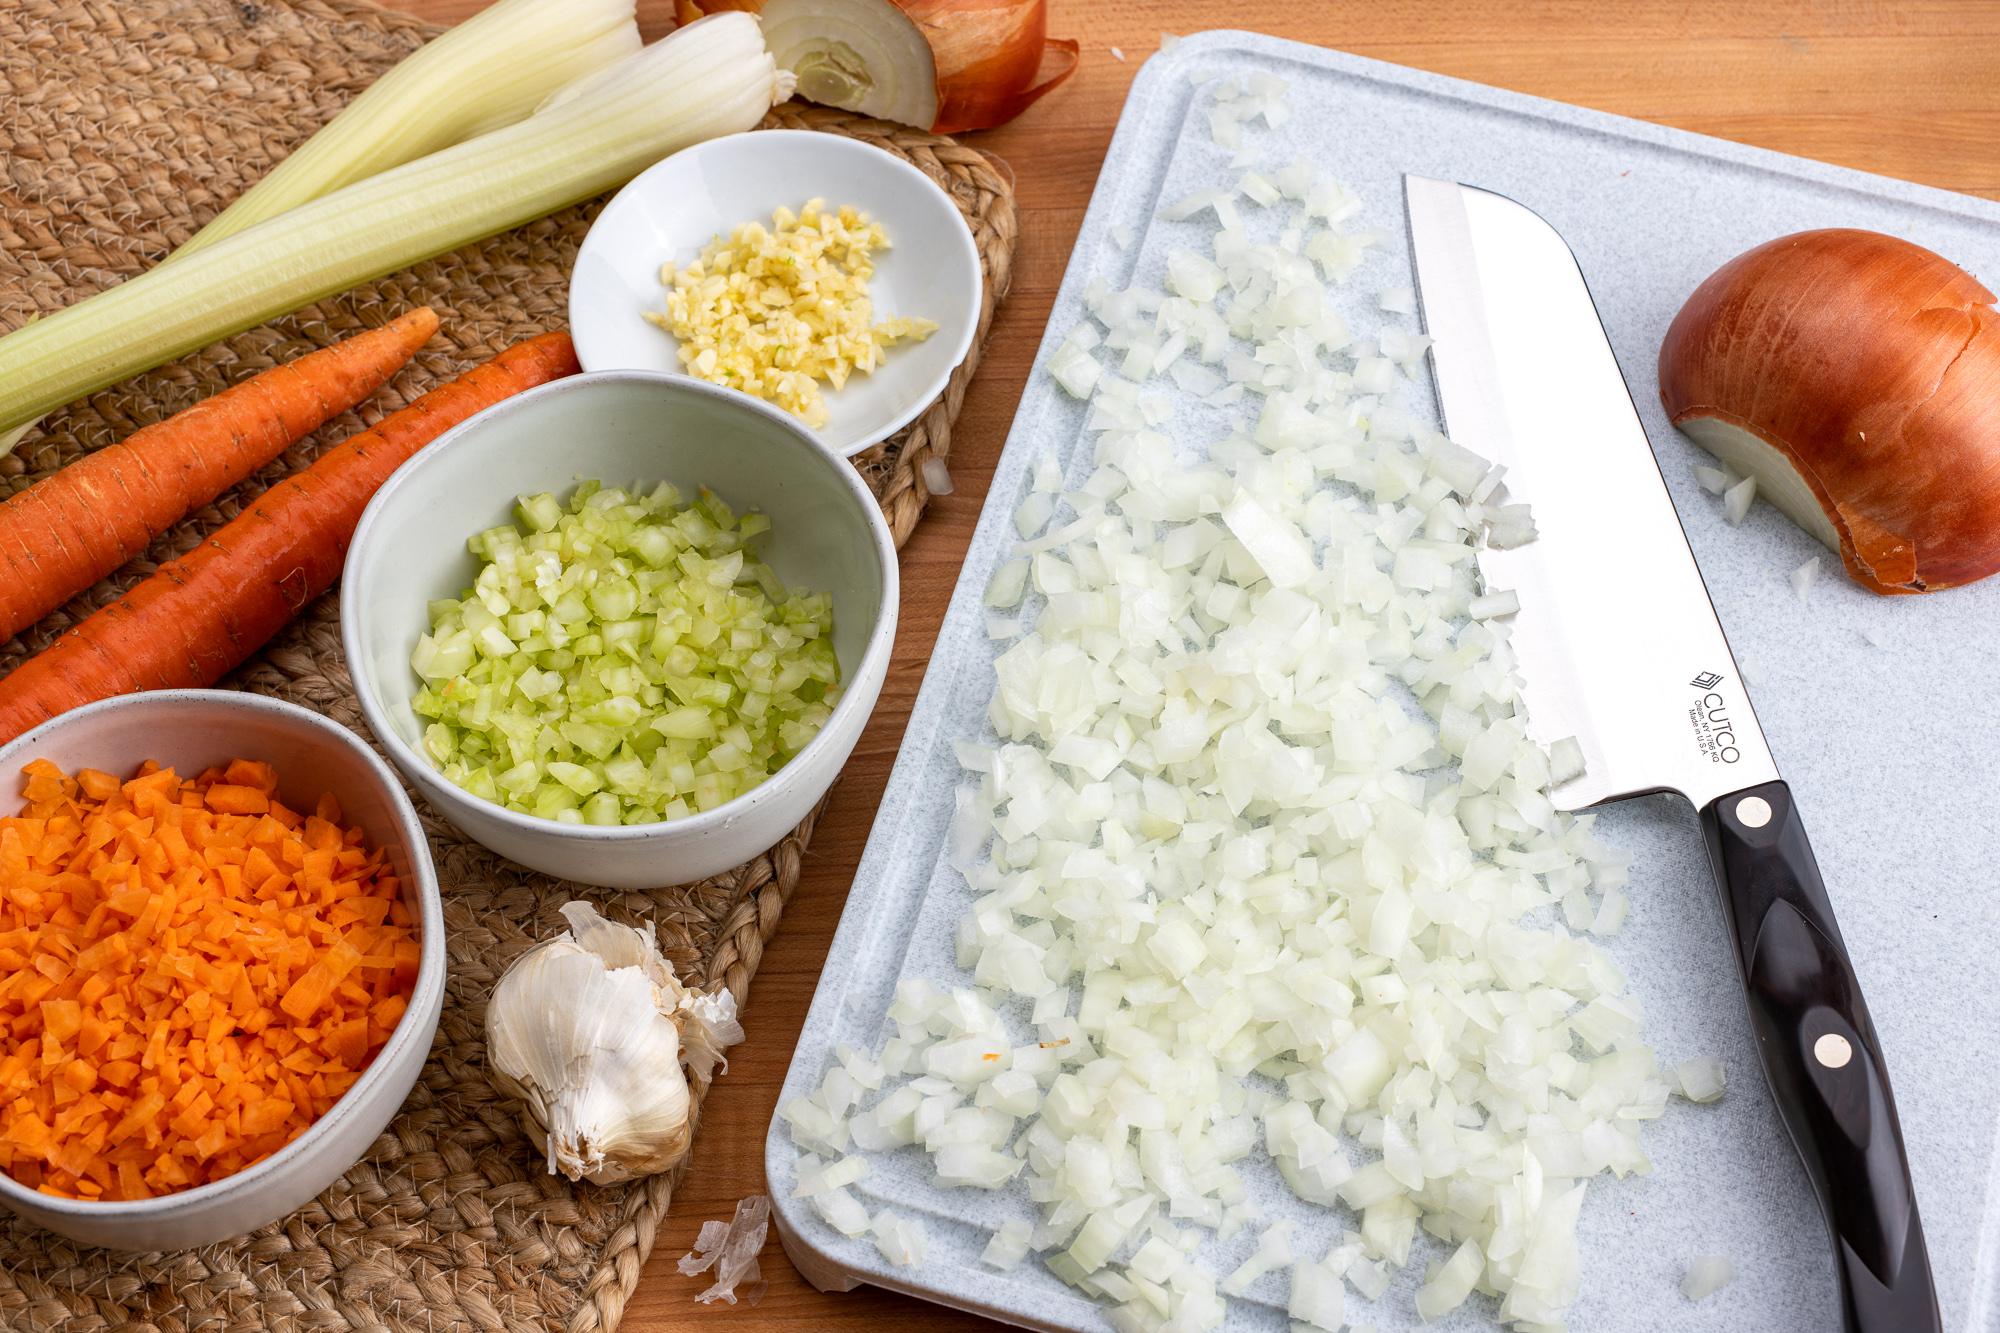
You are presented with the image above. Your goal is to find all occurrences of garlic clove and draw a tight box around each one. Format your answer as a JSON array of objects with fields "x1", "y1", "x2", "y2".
[
  {"x1": 554, "y1": 901, "x2": 744, "y2": 1088},
  {"x1": 559, "y1": 900, "x2": 678, "y2": 987}
]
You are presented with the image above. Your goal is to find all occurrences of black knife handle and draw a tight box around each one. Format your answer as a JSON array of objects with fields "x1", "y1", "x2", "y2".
[{"x1": 1700, "y1": 779, "x2": 1940, "y2": 1333}]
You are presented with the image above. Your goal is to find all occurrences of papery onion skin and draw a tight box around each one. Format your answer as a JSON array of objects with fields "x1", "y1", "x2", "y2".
[
  {"x1": 1659, "y1": 228, "x2": 2000, "y2": 594},
  {"x1": 676, "y1": 0, "x2": 763, "y2": 22},
  {"x1": 903, "y1": 0, "x2": 1077, "y2": 133},
  {"x1": 685, "y1": 0, "x2": 1078, "y2": 132}
]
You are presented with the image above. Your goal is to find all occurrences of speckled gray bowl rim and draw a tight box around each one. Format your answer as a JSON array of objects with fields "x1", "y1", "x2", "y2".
[
  {"x1": 567, "y1": 128, "x2": 983, "y2": 456},
  {"x1": 339, "y1": 369, "x2": 900, "y2": 845},
  {"x1": 0, "y1": 689, "x2": 446, "y2": 1226}
]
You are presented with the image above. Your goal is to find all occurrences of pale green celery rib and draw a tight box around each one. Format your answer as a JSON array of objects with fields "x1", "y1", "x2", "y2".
[
  {"x1": 172, "y1": 0, "x2": 641, "y2": 259},
  {"x1": 0, "y1": 15, "x2": 783, "y2": 442}
]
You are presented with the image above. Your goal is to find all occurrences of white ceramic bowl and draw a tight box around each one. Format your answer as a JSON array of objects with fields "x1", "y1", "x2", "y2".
[
  {"x1": 0, "y1": 690, "x2": 444, "y2": 1251},
  {"x1": 568, "y1": 128, "x2": 982, "y2": 457},
  {"x1": 341, "y1": 370, "x2": 899, "y2": 890}
]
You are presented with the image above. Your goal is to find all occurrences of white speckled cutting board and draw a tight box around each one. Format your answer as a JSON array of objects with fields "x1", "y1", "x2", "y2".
[{"x1": 768, "y1": 30, "x2": 2000, "y2": 1332}]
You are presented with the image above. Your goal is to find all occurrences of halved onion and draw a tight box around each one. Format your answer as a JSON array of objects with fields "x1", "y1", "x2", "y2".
[
  {"x1": 1659, "y1": 228, "x2": 2000, "y2": 593},
  {"x1": 681, "y1": 0, "x2": 1078, "y2": 132}
]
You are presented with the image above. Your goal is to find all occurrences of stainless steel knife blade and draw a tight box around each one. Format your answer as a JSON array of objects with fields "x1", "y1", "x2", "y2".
[
  {"x1": 1405, "y1": 175, "x2": 1941, "y2": 1333},
  {"x1": 1404, "y1": 174, "x2": 1779, "y2": 812}
]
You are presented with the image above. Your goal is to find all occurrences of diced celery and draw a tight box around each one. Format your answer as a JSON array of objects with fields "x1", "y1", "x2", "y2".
[{"x1": 412, "y1": 480, "x2": 840, "y2": 826}]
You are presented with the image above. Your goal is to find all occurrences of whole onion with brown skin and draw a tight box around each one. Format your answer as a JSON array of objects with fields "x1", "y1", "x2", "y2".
[{"x1": 1659, "y1": 228, "x2": 2000, "y2": 594}]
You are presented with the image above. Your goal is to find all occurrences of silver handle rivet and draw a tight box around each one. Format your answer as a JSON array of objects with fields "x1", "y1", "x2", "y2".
[
  {"x1": 1814, "y1": 1033, "x2": 1853, "y2": 1069},
  {"x1": 1736, "y1": 795, "x2": 1773, "y2": 828}
]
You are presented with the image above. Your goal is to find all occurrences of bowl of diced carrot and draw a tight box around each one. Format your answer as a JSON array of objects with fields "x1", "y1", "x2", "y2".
[{"x1": 0, "y1": 689, "x2": 444, "y2": 1251}]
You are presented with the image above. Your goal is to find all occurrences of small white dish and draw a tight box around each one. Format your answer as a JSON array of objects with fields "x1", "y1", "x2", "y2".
[
  {"x1": 341, "y1": 370, "x2": 899, "y2": 890},
  {"x1": 569, "y1": 128, "x2": 981, "y2": 457},
  {"x1": 0, "y1": 690, "x2": 444, "y2": 1251}
]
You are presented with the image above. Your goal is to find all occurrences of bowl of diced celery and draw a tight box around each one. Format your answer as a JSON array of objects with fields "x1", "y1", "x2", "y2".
[{"x1": 340, "y1": 370, "x2": 898, "y2": 889}]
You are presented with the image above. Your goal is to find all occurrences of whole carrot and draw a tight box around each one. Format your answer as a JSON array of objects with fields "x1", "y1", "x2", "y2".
[
  {"x1": 0, "y1": 307, "x2": 440, "y2": 644},
  {"x1": 0, "y1": 332, "x2": 578, "y2": 743}
]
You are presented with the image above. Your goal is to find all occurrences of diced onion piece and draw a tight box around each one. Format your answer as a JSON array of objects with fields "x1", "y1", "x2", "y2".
[
  {"x1": 1222, "y1": 1221, "x2": 1293, "y2": 1294},
  {"x1": 1238, "y1": 172, "x2": 1281, "y2": 207},
  {"x1": 1682, "y1": 1254, "x2": 1737, "y2": 1301},
  {"x1": 983, "y1": 1217, "x2": 1035, "y2": 1269},
  {"x1": 1791, "y1": 556, "x2": 1820, "y2": 601},
  {"x1": 1724, "y1": 474, "x2": 1759, "y2": 525},
  {"x1": 917, "y1": 457, "x2": 954, "y2": 497},
  {"x1": 1414, "y1": 1239, "x2": 1483, "y2": 1320},
  {"x1": 1287, "y1": 1258, "x2": 1347, "y2": 1330},
  {"x1": 808, "y1": 1184, "x2": 872, "y2": 1232},
  {"x1": 1164, "y1": 188, "x2": 1229, "y2": 222},
  {"x1": 871, "y1": 1212, "x2": 928, "y2": 1267},
  {"x1": 792, "y1": 1154, "x2": 868, "y2": 1197},
  {"x1": 1673, "y1": 1057, "x2": 1727, "y2": 1104},
  {"x1": 1694, "y1": 463, "x2": 1732, "y2": 495},
  {"x1": 985, "y1": 559, "x2": 1029, "y2": 609},
  {"x1": 1548, "y1": 736, "x2": 1586, "y2": 785},
  {"x1": 1221, "y1": 493, "x2": 1314, "y2": 588},
  {"x1": 1051, "y1": 346, "x2": 1102, "y2": 399}
]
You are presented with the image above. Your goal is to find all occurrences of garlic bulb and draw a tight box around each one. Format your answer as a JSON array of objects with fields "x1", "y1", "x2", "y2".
[{"x1": 486, "y1": 901, "x2": 745, "y2": 1184}]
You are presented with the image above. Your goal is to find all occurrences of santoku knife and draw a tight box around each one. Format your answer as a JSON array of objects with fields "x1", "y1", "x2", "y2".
[{"x1": 1403, "y1": 174, "x2": 1940, "y2": 1333}]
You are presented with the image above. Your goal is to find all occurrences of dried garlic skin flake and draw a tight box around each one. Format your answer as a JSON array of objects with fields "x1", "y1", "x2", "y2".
[{"x1": 683, "y1": 1195, "x2": 771, "y2": 1305}]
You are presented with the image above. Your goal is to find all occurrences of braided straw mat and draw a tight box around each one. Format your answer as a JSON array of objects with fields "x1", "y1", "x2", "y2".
[{"x1": 0, "y1": 0, "x2": 1017, "y2": 1328}]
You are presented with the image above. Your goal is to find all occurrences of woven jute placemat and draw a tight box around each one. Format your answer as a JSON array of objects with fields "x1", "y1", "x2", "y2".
[{"x1": 0, "y1": 0, "x2": 1017, "y2": 1328}]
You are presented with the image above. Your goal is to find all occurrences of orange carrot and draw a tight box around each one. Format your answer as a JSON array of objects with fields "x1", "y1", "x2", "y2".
[
  {"x1": 0, "y1": 757, "x2": 416, "y2": 1200},
  {"x1": 0, "y1": 308, "x2": 440, "y2": 644},
  {"x1": 0, "y1": 333, "x2": 578, "y2": 744}
]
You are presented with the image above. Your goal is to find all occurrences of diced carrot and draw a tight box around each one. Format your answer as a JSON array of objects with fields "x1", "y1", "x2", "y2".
[
  {"x1": 0, "y1": 759, "x2": 415, "y2": 1201},
  {"x1": 76, "y1": 769, "x2": 121, "y2": 801},
  {"x1": 279, "y1": 938, "x2": 362, "y2": 1023},
  {"x1": 326, "y1": 1018, "x2": 368, "y2": 1068},
  {"x1": 222, "y1": 760, "x2": 278, "y2": 794},
  {"x1": 241, "y1": 1097, "x2": 296, "y2": 1136},
  {"x1": 39, "y1": 999, "x2": 81, "y2": 1041},
  {"x1": 204, "y1": 785, "x2": 270, "y2": 816},
  {"x1": 21, "y1": 760, "x2": 67, "y2": 805}
]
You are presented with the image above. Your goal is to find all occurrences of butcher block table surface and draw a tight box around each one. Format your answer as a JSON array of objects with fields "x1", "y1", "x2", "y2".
[{"x1": 383, "y1": 1, "x2": 2000, "y2": 1328}]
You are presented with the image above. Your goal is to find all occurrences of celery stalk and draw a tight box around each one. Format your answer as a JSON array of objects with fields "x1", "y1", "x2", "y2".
[
  {"x1": 173, "y1": 0, "x2": 643, "y2": 260},
  {"x1": 0, "y1": 14, "x2": 792, "y2": 444}
]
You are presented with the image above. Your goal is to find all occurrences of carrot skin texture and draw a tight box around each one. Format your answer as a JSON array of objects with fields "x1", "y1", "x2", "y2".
[
  {"x1": 0, "y1": 332, "x2": 578, "y2": 742},
  {"x1": 0, "y1": 308, "x2": 440, "y2": 643}
]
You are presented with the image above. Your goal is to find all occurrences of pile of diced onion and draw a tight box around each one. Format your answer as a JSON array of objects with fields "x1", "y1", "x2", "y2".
[{"x1": 784, "y1": 71, "x2": 1719, "y2": 1333}]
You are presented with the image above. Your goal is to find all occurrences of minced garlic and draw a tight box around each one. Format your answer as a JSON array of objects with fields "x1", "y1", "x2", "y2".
[{"x1": 645, "y1": 199, "x2": 937, "y2": 428}]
